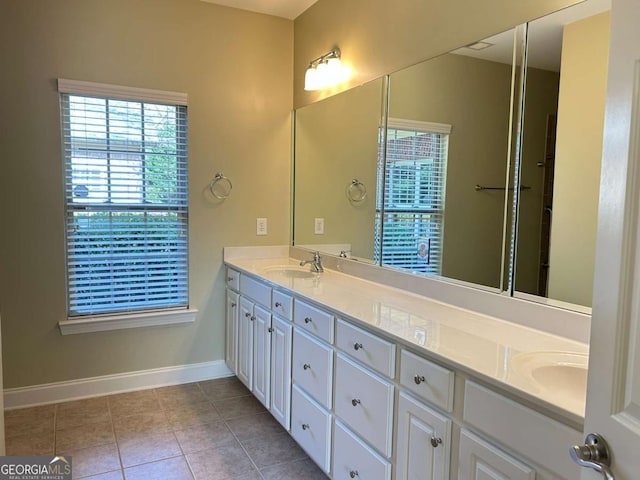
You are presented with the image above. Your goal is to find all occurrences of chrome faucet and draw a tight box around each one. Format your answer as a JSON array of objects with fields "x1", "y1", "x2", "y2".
[{"x1": 300, "y1": 251, "x2": 324, "y2": 272}]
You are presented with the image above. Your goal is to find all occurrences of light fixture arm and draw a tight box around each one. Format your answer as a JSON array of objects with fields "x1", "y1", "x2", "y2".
[{"x1": 308, "y1": 48, "x2": 341, "y2": 68}]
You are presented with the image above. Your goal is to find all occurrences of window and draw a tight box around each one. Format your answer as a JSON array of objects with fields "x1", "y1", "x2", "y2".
[
  {"x1": 59, "y1": 79, "x2": 189, "y2": 319},
  {"x1": 375, "y1": 119, "x2": 451, "y2": 274}
]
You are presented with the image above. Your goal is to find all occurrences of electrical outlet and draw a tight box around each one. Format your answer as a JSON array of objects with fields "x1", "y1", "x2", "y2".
[
  {"x1": 256, "y1": 217, "x2": 267, "y2": 235},
  {"x1": 314, "y1": 217, "x2": 324, "y2": 235}
]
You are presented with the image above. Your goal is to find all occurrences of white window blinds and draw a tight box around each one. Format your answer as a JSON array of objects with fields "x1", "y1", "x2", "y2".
[
  {"x1": 376, "y1": 119, "x2": 450, "y2": 275},
  {"x1": 59, "y1": 79, "x2": 189, "y2": 317}
]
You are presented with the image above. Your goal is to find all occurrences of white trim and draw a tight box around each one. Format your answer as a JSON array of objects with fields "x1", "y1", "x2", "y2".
[
  {"x1": 3, "y1": 360, "x2": 233, "y2": 410},
  {"x1": 58, "y1": 308, "x2": 198, "y2": 335},
  {"x1": 387, "y1": 117, "x2": 452, "y2": 134},
  {"x1": 57, "y1": 78, "x2": 188, "y2": 106}
]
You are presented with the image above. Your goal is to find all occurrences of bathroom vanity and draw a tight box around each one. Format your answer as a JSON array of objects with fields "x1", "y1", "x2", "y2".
[{"x1": 224, "y1": 246, "x2": 587, "y2": 480}]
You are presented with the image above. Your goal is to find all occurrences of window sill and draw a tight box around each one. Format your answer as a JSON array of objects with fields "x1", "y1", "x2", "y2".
[{"x1": 58, "y1": 308, "x2": 198, "y2": 335}]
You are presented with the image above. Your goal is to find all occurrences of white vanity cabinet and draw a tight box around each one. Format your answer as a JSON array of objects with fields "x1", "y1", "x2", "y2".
[
  {"x1": 290, "y1": 298, "x2": 335, "y2": 474},
  {"x1": 224, "y1": 262, "x2": 584, "y2": 480},
  {"x1": 228, "y1": 270, "x2": 293, "y2": 429}
]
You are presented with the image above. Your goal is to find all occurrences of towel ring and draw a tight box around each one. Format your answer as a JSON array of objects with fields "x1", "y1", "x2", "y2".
[
  {"x1": 347, "y1": 179, "x2": 367, "y2": 203},
  {"x1": 210, "y1": 173, "x2": 232, "y2": 199}
]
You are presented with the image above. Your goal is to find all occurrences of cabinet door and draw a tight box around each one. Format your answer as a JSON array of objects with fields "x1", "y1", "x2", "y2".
[
  {"x1": 225, "y1": 289, "x2": 240, "y2": 374},
  {"x1": 253, "y1": 304, "x2": 272, "y2": 408},
  {"x1": 395, "y1": 392, "x2": 451, "y2": 480},
  {"x1": 270, "y1": 316, "x2": 292, "y2": 430},
  {"x1": 458, "y1": 429, "x2": 536, "y2": 480},
  {"x1": 237, "y1": 297, "x2": 254, "y2": 389}
]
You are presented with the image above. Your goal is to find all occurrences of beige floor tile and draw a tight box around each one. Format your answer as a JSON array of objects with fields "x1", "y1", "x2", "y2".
[
  {"x1": 260, "y1": 457, "x2": 328, "y2": 480},
  {"x1": 63, "y1": 443, "x2": 121, "y2": 479},
  {"x1": 199, "y1": 377, "x2": 251, "y2": 402},
  {"x1": 211, "y1": 395, "x2": 267, "y2": 420},
  {"x1": 186, "y1": 443, "x2": 257, "y2": 480},
  {"x1": 5, "y1": 405, "x2": 56, "y2": 438},
  {"x1": 155, "y1": 383, "x2": 208, "y2": 409},
  {"x1": 117, "y1": 431, "x2": 182, "y2": 468},
  {"x1": 77, "y1": 470, "x2": 124, "y2": 480},
  {"x1": 164, "y1": 401, "x2": 222, "y2": 430},
  {"x1": 5, "y1": 430, "x2": 54, "y2": 456},
  {"x1": 56, "y1": 420, "x2": 115, "y2": 452},
  {"x1": 113, "y1": 411, "x2": 171, "y2": 438},
  {"x1": 174, "y1": 422, "x2": 237, "y2": 454},
  {"x1": 108, "y1": 389, "x2": 161, "y2": 419},
  {"x1": 241, "y1": 432, "x2": 307, "y2": 469},
  {"x1": 124, "y1": 456, "x2": 193, "y2": 480},
  {"x1": 57, "y1": 397, "x2": 111, "y2": 429},
  {"x1": 225, "y1": 412, "x2": 286, "y2": 441}
]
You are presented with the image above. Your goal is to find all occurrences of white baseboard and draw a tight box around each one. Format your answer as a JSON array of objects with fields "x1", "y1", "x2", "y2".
[{"x1": 3, "y1": 360, "x2": 233, "y2": 410}]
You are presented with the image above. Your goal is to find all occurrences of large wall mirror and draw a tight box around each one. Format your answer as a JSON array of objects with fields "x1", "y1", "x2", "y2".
[
  {"x1": 513, "y1": 0, "x2": 610, "y2": 309},
  {"x1": 293, "y1": 0, "x2": 610, "y2": 313}
]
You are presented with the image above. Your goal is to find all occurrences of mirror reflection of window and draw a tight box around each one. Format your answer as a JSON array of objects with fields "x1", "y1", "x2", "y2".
[{"x1": 375, "y1": 119, "x2": 451, "y2": 275}]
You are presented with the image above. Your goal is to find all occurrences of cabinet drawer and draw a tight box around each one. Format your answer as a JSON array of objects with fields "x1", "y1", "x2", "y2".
[
  {"x1": 336, "y1": 319, "x2": 395, "y2": 378},
  {"x1": 458, "y1": 429, "x2": 535, "y2": 480},
  {"x1": 293, "y1": 329, "x2": 333, "y2": 409},
  {"x1": 333, "y1": 421, "x2": 391, "y2": 480},
  {"x1": 294, "y1": 299, "x2": 334, "y2": 343},
  {"x1": 272, "y1": 290, "x2": 293, "y2": 321},
  {"x1": 226, "y1": 267, "x2": 240, "y2": 291},
  {"x1": 463, "y1": 381, "x2": 581, "y2": 479},
  {"x1": 400, "y1": 349, "x2": 455, "y2": 412},
  {"x1": 240, "y1": 274, "x2": 271, "y2": 308},
  {"x1": 291, "y1": 385, "x2": 331, "y2": 474},
  {"x1": 334, "y1": 353, "x2": 394, "y2": 457}
]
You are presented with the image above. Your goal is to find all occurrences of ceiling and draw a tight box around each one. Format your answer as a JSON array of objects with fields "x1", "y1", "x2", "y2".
[{"x1": 199, "y1": 0, "x2": 318, "y2": 19}]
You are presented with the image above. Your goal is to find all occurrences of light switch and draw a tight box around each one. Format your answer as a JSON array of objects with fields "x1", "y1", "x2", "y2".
[
  {"x1": 257, "y1": 217, "x2": 267, "y2": 235},
  {"x1": 314, "y1": 217, "x2": 324, "y2": 235}
]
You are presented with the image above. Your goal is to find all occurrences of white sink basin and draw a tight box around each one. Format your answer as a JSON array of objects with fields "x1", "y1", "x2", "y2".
[
  {"x1": 511, "y1": 351, "x2": 588, "y2": 399},
  {"x1": 262, "y1": 265, "x2": 317, "y2": 279}
]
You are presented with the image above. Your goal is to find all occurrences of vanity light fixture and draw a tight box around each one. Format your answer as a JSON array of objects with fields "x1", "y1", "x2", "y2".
[{"x1": 304, "y1": 47, "x2": 350, "y2": 91}]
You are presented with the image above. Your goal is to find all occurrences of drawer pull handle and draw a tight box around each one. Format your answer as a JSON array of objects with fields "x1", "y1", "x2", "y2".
[
  {"x1": 349, "y1": 471, "x2": 359, "y2": 478},
  {"x1": 301, "y1": 423, "x2": 310, "y2": 430},
  {"x1": 250, "y1": 316, "x2": 256, "y2": 321},
  {"x1": 275, "y1": 301, "x2": 282, "y2": 307},
  {"x1": 351, "y1": 398, "x2": 361, "y2": 407},
  {"x1": 304, "y1": 317, "x2": 313, "y2": 324},
  {"x1": 245, "y1": 312, "x2": 252, "y2": 318},
  {"x1": 414, "y1": 374, "x2": 426, "y2": 385},
  {"x1": 353, "y1": 342, "x2": 363, "y2": 351},
  {"x1": 303, "y1": 363, "x2": 311, "y2": 370},
  {"x1": 430, "y1": 436, "x2": 443, "y2": 448}
]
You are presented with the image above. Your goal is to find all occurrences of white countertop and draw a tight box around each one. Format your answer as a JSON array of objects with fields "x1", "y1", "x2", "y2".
[{"x1": 225, "y1": 255, "x2": 588, "y2": 425}]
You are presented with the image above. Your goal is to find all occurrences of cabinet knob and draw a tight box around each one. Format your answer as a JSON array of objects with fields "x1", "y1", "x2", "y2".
[
  {"x1": 250, "y1": 316, "x2": 256, "y2": 321},
  {"x1": 430, "y1": 436, "x2": 443, "y2": 448},
  {"x1": 414, "y1": 374, "x2": 426, "y2": 385},
  {"x1": 231, "y1": 303, "x2": 236, "y2": 308},
  {"x1": 304, "y1": 317, "x2": 312, "y2": 324},
  {"x1": 245, "y1": 312, "x2": 252, "y2": 318},
  {"x1": 268, "y1": 327, "x2": 274, "y2": 333},
  {"x1": 349, "y1": 471, "x2": 359, "y2": 478},
  {"x1": 275, "y1": 301, "x2": 282, "y2": 307},
  {"x1": 351, "y1": 398, "x2": 361, "y2": 407},
  {"x1": 301, "y1": 423, "x2": 309, "y2": 430},
  {"x1": 353, "y1": 342, "x2": 363, "y2": 351},
  {"x1": 303, "y1": 363, "x2": 311, "y2": 370},
  {"x1": 227, "y1": 276, "x2": 234, "y2": 282}
]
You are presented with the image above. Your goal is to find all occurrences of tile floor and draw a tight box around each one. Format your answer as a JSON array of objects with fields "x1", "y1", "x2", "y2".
[{"x1": 4, "y1": 376, "x2": 329, "y2": 480}]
